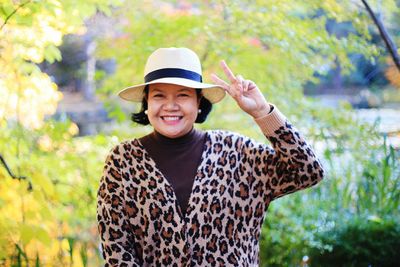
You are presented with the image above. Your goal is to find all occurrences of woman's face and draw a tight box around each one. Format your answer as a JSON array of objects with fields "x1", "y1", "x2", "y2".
[{"x1": 147, "y1": 83, "x2": 200, "y2": 138}]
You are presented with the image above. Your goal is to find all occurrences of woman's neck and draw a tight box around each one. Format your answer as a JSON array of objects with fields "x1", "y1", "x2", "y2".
[{"x1": 152, "y1": 127, "x2": 199, "y2": 146}]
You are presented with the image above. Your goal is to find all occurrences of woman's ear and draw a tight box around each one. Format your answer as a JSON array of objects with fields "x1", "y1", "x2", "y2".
[
  {"x1": 197, "y1": 90, "x2": 203, "y2": 106},
  {"x1": 144, "y1": 85, "x2": 150, "y2": 101}
]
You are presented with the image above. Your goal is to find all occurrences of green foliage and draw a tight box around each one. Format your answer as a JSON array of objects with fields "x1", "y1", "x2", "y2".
[
  {"x1": 0, "y1": 119, "x2": 120, "y2": 265},
  {"x1": 259, "y1": 198, "x2": 317, "y2": 266},
  {"x1": 308, "y1": 218, "x2": 400, "y2": 267},
  {"x1": 96, "y1": 0, "x2": 379, "y2": 126},
  {"x1": 259, "y1": 129, "x2": 399, "y2": 266},
  {"x1": 319, "y1": 133, "x2": 400, "y2": 220}
]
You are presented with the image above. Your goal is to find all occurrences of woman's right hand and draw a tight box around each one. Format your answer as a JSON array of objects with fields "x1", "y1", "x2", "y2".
[{"x1": 211, "y1": 60, "x2": 271, "y2": 119}]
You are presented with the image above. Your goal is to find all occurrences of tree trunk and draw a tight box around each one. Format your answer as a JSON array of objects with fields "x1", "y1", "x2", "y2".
[{"x1": 361, "y1": 0, "x2": 400, "y2": 72}]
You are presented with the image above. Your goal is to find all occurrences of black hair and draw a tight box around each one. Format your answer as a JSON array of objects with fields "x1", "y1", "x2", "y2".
[{"x1": 131, "y1": 85, "x2": 213, "y2": 125}]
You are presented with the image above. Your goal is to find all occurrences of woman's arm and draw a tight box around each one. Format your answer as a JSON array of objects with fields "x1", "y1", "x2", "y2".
[
  {"x1": 211, "y1": 60, "x2": 324, "y2": 200},
  {"x1": 251, "y1": 106, "x2": 324, "y2": 200},
  {"x1": 97, "y1": 147, "x2": 142, "y2": 267}
]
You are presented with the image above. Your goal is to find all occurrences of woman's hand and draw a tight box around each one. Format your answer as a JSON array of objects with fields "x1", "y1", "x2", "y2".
[{"x1": 211, "y1": 60, "x2": 271, "y2": 119}]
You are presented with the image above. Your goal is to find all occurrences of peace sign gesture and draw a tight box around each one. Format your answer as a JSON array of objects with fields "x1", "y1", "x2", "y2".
[{"x1": 211, "y1": 60, "x2": 271, "y2": 119}]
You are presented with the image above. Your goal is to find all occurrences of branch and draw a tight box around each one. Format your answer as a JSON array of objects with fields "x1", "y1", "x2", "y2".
[
  {"x1": 0, "y1": 0, "x2": 32, "y2": 31},
  {"x1": 361, "y1": 0, "x2": 400, "y2": 72},
  {"x1": 0, "y1": 153, "x2": 26, "y2": 180}
]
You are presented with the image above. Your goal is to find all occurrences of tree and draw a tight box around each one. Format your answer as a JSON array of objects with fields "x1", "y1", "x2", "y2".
[
  {"x1": 0, "y1": 0, "x2": 121, "y2": 129},
  {"x1": 0, "y1": 0, "x2": 120, "y2": 265},
  {"x1": 361, "y1": 0, "x2": 400, "y2": 72}
]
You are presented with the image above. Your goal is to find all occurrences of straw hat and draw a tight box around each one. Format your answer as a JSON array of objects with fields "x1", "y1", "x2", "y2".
[{"x1": 118, "y1": 47, "x2": 226, "y2": 103}]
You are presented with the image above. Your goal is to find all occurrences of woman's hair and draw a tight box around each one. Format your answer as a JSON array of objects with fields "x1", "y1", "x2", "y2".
[{"x1": 131, "y1": 85, "x2": 212, "y2": 125}]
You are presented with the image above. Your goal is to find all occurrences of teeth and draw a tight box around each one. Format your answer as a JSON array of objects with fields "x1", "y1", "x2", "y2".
[{"x1": 163, "y1": 116, "x2": 180, "y2": 121}]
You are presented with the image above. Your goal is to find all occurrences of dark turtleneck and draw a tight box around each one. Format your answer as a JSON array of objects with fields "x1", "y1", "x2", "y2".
[{"x1": 139, "y1": 128, "x2": 206, "y2": 214}]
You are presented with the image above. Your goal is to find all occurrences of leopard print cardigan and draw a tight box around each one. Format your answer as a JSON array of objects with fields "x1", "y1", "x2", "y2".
[{"x1": 96, "y1": 108, "x2": 325, "y2": 267}]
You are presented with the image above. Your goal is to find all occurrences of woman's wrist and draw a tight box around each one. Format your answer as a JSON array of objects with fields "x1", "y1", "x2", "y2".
[
  {"x1": 250, "y1": 104, "x2": 272, "y2": 119},
  {"x1": 254, "y1": 105, "x2": 287, "y2": 135}
]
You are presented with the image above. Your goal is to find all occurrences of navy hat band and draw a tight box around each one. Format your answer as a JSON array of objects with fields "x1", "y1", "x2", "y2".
[{"x1": 144, "y1": 68, "x2": 202, "y2": 83}]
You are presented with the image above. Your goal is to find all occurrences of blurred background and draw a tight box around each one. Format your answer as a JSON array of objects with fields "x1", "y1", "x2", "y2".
[{"x1": 1, "y1": 0, "x2": 399, "y2": 266}]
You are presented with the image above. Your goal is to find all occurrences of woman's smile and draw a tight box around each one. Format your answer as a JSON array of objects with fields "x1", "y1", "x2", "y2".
[
  {"x1": 160, "y1": 115, "x2": 183, "y2": 126},
  {"x1": 161, "y1": 115, "x2": 182, "y2": 121}
]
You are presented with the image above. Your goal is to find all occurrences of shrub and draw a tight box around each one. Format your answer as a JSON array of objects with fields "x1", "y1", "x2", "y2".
[{"x1": 308, "y1": 218, "x2": 400, "y2": 267}]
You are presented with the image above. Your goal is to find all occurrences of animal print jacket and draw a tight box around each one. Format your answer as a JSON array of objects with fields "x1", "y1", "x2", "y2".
[{"x1": 96, "y1": 107, "x2": 325, "y2": 267}]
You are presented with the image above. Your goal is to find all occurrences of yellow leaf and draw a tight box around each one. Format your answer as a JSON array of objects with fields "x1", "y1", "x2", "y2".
[
  {"x1": 20, "y1": 224, "x2": 35, "y2": 245},
  {"x1": 36, "y1": 226, "x2": 52, "y2": 247},
  {"x1": 19, "y1": 224, "x2": 52, "y2": 247},
  {"x1": 31, "y1": 173, "x2": 55, "y2": 197}
]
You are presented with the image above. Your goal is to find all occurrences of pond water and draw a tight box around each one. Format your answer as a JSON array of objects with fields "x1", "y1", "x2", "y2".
[
  {"x1": 315, "y1": 95, "x2": 400, "y2": 148},
  {"x1": 354, "y1": 108, "x2": 400, "y2": 148},
  {"x1": 354, "y1": 108, "x2": 400, "y2": 133}
]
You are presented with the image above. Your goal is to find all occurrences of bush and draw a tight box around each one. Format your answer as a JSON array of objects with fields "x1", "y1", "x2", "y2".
[{"x1": 308, "y1": 218, "x2": 400, "y2": 267}]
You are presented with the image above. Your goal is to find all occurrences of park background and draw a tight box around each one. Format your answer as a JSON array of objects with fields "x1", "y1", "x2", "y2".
[{"x1": 1, "y1": 0, "x2": 399, "y2": 266}]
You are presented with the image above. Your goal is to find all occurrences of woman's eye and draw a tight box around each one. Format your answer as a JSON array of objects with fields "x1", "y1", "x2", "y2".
[
  {"x1": 152, "y1": 94, "x2": 163, "y2": 98},
  {"x1": 178, "y1": 94, "x2": 189, "y2": 97}
]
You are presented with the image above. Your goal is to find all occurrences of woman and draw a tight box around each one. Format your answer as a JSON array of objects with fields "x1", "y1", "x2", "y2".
[{"x1": 96, "y1": 47, "x2": 324, "y2": 267}]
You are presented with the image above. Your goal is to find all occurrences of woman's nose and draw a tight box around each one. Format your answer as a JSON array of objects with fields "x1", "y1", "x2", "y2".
[{"x1": 163, "y1": 97, "x2": 179, "y2": 110}]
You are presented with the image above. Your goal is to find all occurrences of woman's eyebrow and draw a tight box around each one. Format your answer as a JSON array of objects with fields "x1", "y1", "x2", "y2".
[
  {"x1": 150, "y1": 88, "x2": 163, "y2": 93},
  {"x1": 150, "y1": 87, "x2": 192, "y2": 93}
]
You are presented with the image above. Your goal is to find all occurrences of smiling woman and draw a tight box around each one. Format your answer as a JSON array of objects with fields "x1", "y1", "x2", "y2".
[{"x1": 96, "y1": 47, "x2": 325, "y2": 267}]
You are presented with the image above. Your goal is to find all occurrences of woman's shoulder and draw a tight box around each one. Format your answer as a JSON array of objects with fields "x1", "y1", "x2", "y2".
[
  {"x1": 107, "y1": 138, "x2": 145, "y2": 156},
  {"x1": 206, "y1": 129, "x2": 241, "y2": 139},
  {"x1": 205, "y1": 129, "x2": 269, "y2": 152},
  {"x1": 205, "y1": 129, "x2": 255, "y2": 147}
]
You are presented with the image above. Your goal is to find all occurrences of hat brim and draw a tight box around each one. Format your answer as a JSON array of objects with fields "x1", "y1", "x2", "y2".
[{"x1": 118, "y1": 78, "x2": 226, "y2": 104}]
